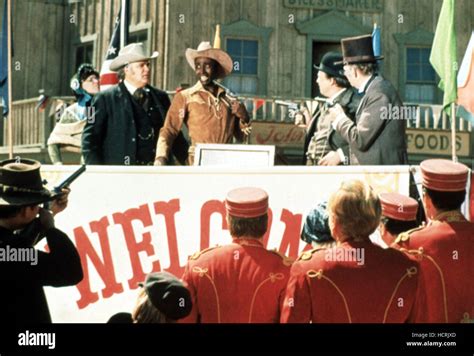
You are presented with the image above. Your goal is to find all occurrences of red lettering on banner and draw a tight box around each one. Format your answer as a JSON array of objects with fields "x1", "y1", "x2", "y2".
[
  {"x1": 112, "y1": 204, "x2": 160, "y2": 289},
  {"x1": 75, "y1": 216, "x2": 123, "y2": 309},
  {"x1": 256, "y1": 126, "x2": 275, "y2": 144},
  {"x1": 274, "y1": 130, "x2": 284, "y2": 143},
  {"x1": 200, "y1": 200, "x2": 228, "y2": 250},
  {"x1": 254, "y1": 125, "x2": 304, "y2": 145},
  {"x1": 154, "y1": 199, "x2": 183, "y2": 277},
  {"x1": 278, "y1": 209, "x2": 303, "y2": 259}
]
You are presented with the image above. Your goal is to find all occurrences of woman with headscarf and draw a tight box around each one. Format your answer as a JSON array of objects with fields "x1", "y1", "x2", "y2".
[{"x1": 47, "y1": 64, "x2": 100, "y2": 164}]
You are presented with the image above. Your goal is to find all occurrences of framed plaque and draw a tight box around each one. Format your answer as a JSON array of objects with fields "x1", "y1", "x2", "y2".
[{"x1": 194, "y1": 144, "x2": 275, "y2": 167}]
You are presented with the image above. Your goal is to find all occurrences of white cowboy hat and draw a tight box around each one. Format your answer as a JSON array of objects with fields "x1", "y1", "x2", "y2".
[
  {"x1": 110, "y1": 43, "x2": 159, "y2": 71},
  {"x1": 185, "y1": 41, "x2": 233, "y2": 79}
]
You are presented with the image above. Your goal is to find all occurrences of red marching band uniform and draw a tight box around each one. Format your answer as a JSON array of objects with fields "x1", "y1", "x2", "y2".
[
  {"x1": 280, "y1": 241, "x2": 419, "y2": 323},
  {"x1": 181, "y1": 187, "x2": 292, "y2": 323},
  {"x1": 394, "y1": 159, "x2": 474, "y2": 323}
]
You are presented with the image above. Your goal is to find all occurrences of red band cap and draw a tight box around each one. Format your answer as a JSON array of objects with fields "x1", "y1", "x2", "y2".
[
  {"x1": 379, "y1": 192, "x2": 418, "y2": 221},
  {"x1": 420, "y1": 159, "x2": 469, "y2": 192},
  {"x1": 225, "y1": 187, "x2": 268, "y2": 218}
]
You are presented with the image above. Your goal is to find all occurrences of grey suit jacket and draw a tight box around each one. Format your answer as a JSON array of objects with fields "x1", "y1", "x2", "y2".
[{"x1": 334, "y1": 76, "x2": 408, "y2": 165}]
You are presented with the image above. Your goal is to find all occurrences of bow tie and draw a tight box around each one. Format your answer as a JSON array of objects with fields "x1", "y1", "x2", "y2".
[{"x1": 133, "y1": 88, "x2": 149, "y2": 106}]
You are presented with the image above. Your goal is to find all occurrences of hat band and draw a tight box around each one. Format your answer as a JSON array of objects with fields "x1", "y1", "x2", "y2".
[
  {"x1": 382, "y1": 206, "x2": 417, "y2": 221},
  {"x1": 318, "y1": 64, "x2": 342, "y2": 78},
  {"x1": 0, "y1": 184, "x2": 50, "y2": 196},
  {"x1": 343, "y1": 55, "x2": 377, "y2": 64},
  {"x1": 422, "y1": 176, "x2": 467, "y2": 192},
  {"x1": 225, "y1": 202, "x2": 268, "y2": 218}
]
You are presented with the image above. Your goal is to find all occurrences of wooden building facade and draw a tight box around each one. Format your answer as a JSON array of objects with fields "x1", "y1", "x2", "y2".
[
  {"x1": 1, "y1": 0, "x2": 473, "y2": 165},
  {"x1": 4, "y1": 0, "x2": 474, "y2": 102}
]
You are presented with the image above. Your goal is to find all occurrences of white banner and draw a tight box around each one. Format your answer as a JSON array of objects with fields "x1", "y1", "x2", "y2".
[{"x1": 39, "y1": 165, "x2": 411, "y2": 323}]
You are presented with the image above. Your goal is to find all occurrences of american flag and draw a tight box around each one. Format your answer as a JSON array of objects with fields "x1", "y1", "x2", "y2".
[{"x1": 100, "y1": 0, "x2": 129, "y2": 90}]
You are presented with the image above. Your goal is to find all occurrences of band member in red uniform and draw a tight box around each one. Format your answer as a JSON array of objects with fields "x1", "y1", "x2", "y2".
[
  {"x1": 376, "y1": 192, "x2": 419, "y2": 248},
  {"x1": 281, "y1": 180, "x2": 419, "y2": 323},
  {"x1": 181, "y1": 187, "x2": 292, "y2": 323},
  {"x1": 394, "y1": 159, "x2": 474, "y2": 323}
]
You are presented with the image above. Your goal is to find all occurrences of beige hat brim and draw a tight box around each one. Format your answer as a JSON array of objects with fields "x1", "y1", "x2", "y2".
[
  {"x1": 185, "y1": 48, "x2": 233, "y2": 79},
  {"x1": 110, "y1": 51, "x2": 159, "y2": 72}
]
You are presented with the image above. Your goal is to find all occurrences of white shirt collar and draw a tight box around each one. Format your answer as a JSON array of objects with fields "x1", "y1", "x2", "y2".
[{"x1": 123, "y1": 80, "x2": 138, "y2": 96}]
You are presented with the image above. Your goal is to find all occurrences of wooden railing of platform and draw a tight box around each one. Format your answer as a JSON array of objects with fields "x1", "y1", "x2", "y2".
[{"x1": 0, "y1": 95, "x2": 472, "y2": 162}]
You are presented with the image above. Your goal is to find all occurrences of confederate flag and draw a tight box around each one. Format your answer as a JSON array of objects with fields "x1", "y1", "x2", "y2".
[{"x1": 100, "y1": 0, "x2": 129, "y2": 90}]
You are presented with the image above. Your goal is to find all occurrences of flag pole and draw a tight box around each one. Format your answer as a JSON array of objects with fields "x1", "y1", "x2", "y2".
[
  {"x1": 7, "y1": 0, "x2": 12, "y2": 159},
  {"x1": 451, "y1": 103, "x2": 457, "y2": 162},
  {"x1": 120, "y1": 0, "x2": 126, "y2": 49}
]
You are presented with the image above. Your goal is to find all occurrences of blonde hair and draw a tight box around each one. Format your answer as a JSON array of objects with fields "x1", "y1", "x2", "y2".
[
  {"x1": 131, "y1": 288, "x2": 171, "y2": 323},
  {"x1": 327, "y1": 180, "x2": 381, "y2": 241}
]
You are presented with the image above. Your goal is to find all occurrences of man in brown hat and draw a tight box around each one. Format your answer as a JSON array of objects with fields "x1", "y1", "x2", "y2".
[
  {"x1": 0, "y1": 159, "x2": 83, "y2": 324},
  {"x1": 181, "y1": 187, "x2": 292, "y2": 322},
  {"x1": 82, "y1": 42, "x2": 188, "y2": 165},
  {"x1": 394, "y1": 159, "x2": 474, "y2": 323},
  {"x1": 329, "y1": 34, "x2": 408, "y2": 165},
  {"x1": 154, "y1": 42, "x2": 251, "y2": 165}
]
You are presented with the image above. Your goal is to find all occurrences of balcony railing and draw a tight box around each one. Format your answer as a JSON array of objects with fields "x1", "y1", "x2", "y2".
[{"x1": 0, "y1": 95, "x2": 471, "y2": 149}]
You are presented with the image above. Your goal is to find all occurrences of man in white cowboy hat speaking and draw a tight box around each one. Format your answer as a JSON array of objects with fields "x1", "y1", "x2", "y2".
[
  {"x1": 82, "y1": 43, "x2": 189, "y2": 165},
  {"x1": 0, "y1": 158, "x2": 83, "y2": 324},
  {"x1": 154, "y1": 41, "x2": 251, "y2": 166}
]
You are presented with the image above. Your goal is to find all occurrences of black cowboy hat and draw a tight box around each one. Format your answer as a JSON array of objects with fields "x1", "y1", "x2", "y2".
[{"x1": 0, "y1": 159, "x2": 53, "y2": 206}]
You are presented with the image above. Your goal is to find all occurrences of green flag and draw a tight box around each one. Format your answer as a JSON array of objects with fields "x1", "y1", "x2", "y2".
[{"x1": 429, "y1": 0, "x2": 457, "y2": 113}]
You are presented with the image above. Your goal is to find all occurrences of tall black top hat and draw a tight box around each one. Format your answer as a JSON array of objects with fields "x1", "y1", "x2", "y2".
[
  {"x1": 338, "y1": 34, "x2": 384, "y2": 65},
  {"x1": 313, "y1": 52, "x2": 346, "y2": 79}
]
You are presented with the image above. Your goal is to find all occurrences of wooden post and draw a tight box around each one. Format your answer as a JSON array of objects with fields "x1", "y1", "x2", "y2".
[
  {"x1": 7, "y1": 0, "x2": 12, "y2": 158},
  {"x1": 451, "y1": 103, "x2": 457, "y2": 162}
]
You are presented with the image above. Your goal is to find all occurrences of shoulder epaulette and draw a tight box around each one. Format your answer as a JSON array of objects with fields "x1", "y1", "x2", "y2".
[
  {"x1": 269, "y1": 249, "x2": 294, "y2": 266},
  {"x1": 297, "y1": 247, "x2": 326, "y2": 262},
  {"x1": 395, "y1": 225, "x2": 425, "y2": 244},
  {"x1": 189, "y1": 245, "x2": 220, "y2": 260}
]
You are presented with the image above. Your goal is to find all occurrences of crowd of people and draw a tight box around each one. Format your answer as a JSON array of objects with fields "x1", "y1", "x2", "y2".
[
  {"x1": 1, "y1": 32, "x2": 470, "y2": 325},
  {"x1": 0, "y1": 156, "x2": 471, "y2": 324},
  {"x1": 47, "y1": 33, "x2": 411, "y2": 167}
]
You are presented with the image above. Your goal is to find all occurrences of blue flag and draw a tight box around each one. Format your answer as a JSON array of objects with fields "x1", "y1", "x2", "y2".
[
  {"x1": 0, "y1": 0, "x2": 9, "y2": 116},
  {"x1": 372, "y1": 23, "x2": 381, "y2": 58}
]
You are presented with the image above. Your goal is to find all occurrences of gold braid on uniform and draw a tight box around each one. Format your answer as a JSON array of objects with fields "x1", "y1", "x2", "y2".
[
  {"x1": 401, "y1": 247, "x2": 449, "y2": 323},
  {"x1": 189, "y1": 245, "x2": 220, "y2": 260},
  {"x1": 383, "y1": 266, "x2": 418, "y2": 323},
  {"x1": 248, "y1": 273, "x2": 285, "y2": 323},
  {"x1": 307, "y1": 269, "x2": 352, "y2": 323},
  {"x1": 269, "y1": 249, "x2": 294, "y2": 266},
  {"x1": 395, "y1": 225, "x2": 424, "y2": 244},
  {"x1": 192, "y1": 266, "x2": 221, "y2": 323}
]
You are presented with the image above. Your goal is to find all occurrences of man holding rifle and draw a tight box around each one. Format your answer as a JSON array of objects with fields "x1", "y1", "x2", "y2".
[
  {"x1": 154, "y1": 42, "x2": 251, "y2": 165},
  {"x1": 0, "y1": 159, "x2": 83, "y2": 324}
]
